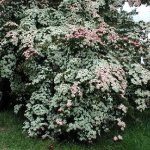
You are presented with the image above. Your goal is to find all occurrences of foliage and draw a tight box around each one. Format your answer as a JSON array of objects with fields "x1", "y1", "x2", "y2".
[{"x1": 0, "y1": 0, "x2": 150, "y2": 142}]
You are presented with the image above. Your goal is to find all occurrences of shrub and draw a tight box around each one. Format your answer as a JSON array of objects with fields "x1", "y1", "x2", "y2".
[{"x1": 0, "y1": 0, "x2": 150, "y2": 142}]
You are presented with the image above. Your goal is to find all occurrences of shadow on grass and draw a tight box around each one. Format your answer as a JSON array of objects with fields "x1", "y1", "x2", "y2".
[{"x1": 0, "y1": 110, "x2": 150, "y2": 150}]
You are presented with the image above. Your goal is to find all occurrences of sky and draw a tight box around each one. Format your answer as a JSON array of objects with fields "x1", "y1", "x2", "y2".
[{"x1": 123, "y1": 2, "x2": 150, "y2": 22}]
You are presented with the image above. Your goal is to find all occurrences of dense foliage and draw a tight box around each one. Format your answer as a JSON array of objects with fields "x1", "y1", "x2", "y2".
[{"x1": 0, "y1": 0, "x2": 150, "y2": 142}]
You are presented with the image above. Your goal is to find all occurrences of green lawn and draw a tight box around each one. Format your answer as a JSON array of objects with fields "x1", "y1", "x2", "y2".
[{"x1": 0, "y1": 111, "x2": 150, "y2": 150}]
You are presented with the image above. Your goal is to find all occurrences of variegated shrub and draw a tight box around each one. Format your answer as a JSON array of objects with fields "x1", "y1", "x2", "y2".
[{"x1": 0, "y1": 0, "x2": 150, "y2": 142}]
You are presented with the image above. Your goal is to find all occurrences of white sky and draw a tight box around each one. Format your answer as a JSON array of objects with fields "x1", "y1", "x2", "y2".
[{"x1": 123, "y1": 2, "x2": 150, "y2": 22}]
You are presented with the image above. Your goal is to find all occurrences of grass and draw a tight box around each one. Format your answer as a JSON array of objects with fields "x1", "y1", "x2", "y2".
[{"x1": 0, "y1": 111, "x2": 150, "y2": 150}]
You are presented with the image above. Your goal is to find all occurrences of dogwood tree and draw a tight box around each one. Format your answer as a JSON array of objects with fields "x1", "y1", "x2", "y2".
[{"x1": 0, "y1": 0, "x2": 150, "y2": 142}]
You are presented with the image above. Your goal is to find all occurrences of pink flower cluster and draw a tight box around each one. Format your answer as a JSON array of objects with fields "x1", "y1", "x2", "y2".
[
  {"x1": 128, "y1": 0, "x2": 141, "y2": 7},
  {"x1": 122, "y1": 37, "x2": 128, "y2": 41},
  {"x1": 23, "y1": 48, "x2": 38, "y2": 60},
  {"x1": 66, "y1": 100, "x2": 72, "y2": 108},
  {"x1": 118, "y1": 104, "x2": 128, "y2": 113},
  {"x1": 112, "y1": 67, "x2": 127, "y2": 96},
  {"x1": 131, "y1": 40, "x2": 141, "y2": 47},
  {"x1": 0, "y1": 0, "x2": 5, "y2": 5},
  {"x1": 116, "y1": 118, "x2": 126, "y2": 131},
  {"x1": 94, "y1": 66, "x2": 110, "y2": 91},
  {"x1": 113, "y1": 135, "x2": 123, "y2": 141},
  {"x1": 121, "y1": 37, "x2": 142, "y2": 48},
  {"x1": 108, "y1": 31, "x2": 119, "y2": 42},
  {"x1": 66, "y1": 22, "x2": 121, "y2": 46},
  {"x1": 56, "y1": 119, "x2": 64, "y2": 126},
  {"x1": 96, "y1": 22, "x2": 108, "y2": 34},
  {"x1": 70, "y1": 82, "x2": 82, "y2": 97},
  {"x1": 66, "y1": 28, "x2": 103, "y2": 44},
  {"x1": 94, "y1": 65, "x2": 127, "y2": 96},
  {"x1": 6, "y1": 31, "x2": 18, "y2": 46},
  {"x1": 57, "y1": 108, "x2": 63, "y2": 113},
  {"x1": 4, "y1": 21, "x2": 18, "y2": 27}
]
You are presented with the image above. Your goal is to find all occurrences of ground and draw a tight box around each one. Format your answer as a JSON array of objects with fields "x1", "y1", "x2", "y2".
[{"x1": 0, "y1": 111, "x2": 150, "y2": 150}]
